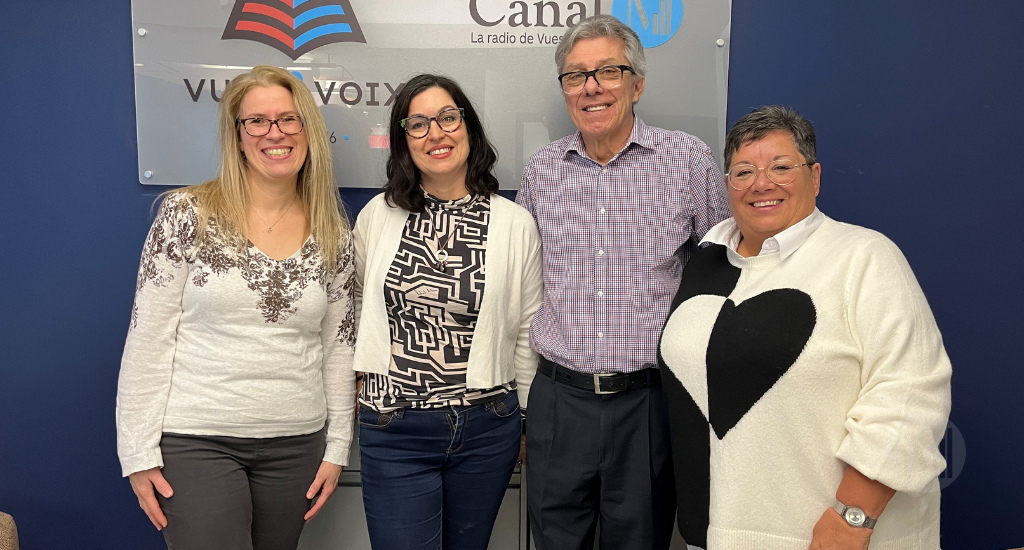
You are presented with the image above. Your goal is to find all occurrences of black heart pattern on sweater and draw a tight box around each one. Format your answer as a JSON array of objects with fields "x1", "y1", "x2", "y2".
[
  {"x1": 658, "y1": 243, "x2": 817, "y2": 548},
  {"x1": 706, "y1": 289, "x2": 816, "y2": 438}
]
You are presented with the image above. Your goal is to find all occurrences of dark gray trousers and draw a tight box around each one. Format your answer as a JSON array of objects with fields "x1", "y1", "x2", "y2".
[
  {"x1": 525, "y1": 370, "x2": 676, "y2": 550},
  {"x1": 156, "y1": 429, "x2": 325, "y2": 550}
]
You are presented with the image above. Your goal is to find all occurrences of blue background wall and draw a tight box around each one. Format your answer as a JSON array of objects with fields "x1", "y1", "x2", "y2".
[{"x1": 2, "y1": 0, "x2": 1021, "y2": 548}]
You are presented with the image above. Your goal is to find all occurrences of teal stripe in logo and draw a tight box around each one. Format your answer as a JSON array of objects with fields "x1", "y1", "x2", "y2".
[
  {"x1": 294, "y1": 5, "x2": 346, "y2": 27},
  {"x1": 294, "y1": 23, "x2": 353, "y2": 47}
]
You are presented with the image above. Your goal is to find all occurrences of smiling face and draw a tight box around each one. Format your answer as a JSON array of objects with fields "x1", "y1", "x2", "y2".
[
  {"x1": 728, "y1": 130, "x2": 821, "y2": 253},
  {"x1": 406, "y1": 86, "x2": 470, "y2": 189},
  {"x1": 237, "y1": 85, "x2": 308, "y2": 187},
  {"x1": 562, "y1": 36, "x2": 644, "y2": 147}
]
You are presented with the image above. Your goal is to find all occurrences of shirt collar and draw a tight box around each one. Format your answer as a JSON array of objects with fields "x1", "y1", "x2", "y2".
[
  {"x1": 563, "y1": 117, "x2": 655, "y2": 161},
  {"x1": 700, "y1": 208, "x2": 825, "y2": 260}
]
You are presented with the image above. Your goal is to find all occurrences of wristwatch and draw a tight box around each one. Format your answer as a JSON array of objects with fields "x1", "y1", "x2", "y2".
[{"x1": 833, "y1": 500, "x2": 877, "y2": 529}]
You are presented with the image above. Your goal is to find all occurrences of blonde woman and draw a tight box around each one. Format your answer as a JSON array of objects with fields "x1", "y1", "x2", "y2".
[{"x1": 116, "y1": 65, "x2": 356, "y2": 550}]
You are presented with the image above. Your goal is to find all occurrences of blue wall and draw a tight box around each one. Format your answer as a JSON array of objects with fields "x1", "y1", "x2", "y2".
[{"x1": 1, "y1": 0, "x2": 1021, "y2": 548}]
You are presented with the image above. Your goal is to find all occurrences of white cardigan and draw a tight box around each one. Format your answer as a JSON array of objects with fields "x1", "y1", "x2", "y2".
[{"x1": 352, "y1": 193, "x2": 543, "y2": 408}]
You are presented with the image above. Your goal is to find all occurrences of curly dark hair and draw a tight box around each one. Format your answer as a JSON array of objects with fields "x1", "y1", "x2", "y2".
[{"x1": 383, "y1": 74, "x2": 499, "y2": 213}]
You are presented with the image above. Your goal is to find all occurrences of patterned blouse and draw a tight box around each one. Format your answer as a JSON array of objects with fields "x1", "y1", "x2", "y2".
[
  {"x1": 360, "y1": 192, "x2": 514, "y2": 411},
  {"x1": 116, "y1": 192, "x2": 357, "y2": 476}
]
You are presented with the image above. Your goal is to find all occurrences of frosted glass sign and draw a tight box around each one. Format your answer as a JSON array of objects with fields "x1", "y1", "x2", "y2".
[{"x1": 131, "y1": 0, "x2": 731, "y2": 188}]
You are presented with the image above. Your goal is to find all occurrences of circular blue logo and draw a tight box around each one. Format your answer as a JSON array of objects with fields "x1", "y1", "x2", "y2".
[{"x1": 611, "y1": 0, "x2": 684, "y2": 48}]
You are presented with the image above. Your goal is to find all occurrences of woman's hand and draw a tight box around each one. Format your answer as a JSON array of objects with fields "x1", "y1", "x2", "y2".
[
  {"x1": 304, "y1": 461, "x2": 343, "y2": 522},
  {"x1": 128, "y1": 468, "x2": 174, "y2": 530},
  {"x1": 810, "y1": 465, "x2": 892, "y2": 549},
  {"x1": 808, "y1": 508, "x2": 871, "y2": 550},
  {"x1": 518, "y1": 434, "x2": 526, "y2": 466}
]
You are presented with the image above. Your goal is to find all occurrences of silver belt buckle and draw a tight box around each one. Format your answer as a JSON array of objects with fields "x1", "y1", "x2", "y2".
[{"x1": 593, "y1": 373, "x2": 618, "y2": 394}]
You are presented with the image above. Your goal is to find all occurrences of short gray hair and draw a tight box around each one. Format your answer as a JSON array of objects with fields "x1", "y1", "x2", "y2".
[
  {"x1": 555, "y1": 14, "x2": 647, "y2": 77},
  {"x1": 724, "y1": 105, "x2": 817, "y2": 169}
]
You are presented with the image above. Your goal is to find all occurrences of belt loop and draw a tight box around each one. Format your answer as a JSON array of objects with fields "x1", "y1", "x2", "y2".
[{"x1": 548, "y1": 358, "x2": 557, "y2": 383}]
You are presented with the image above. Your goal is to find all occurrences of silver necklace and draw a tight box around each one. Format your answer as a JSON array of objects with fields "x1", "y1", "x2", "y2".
[
  {"x1": 252, "y1": 194, "x2": 297, "y2": 234},
  {"x1": 426, "y1": 196, "x2": 475, "y2": 273}
]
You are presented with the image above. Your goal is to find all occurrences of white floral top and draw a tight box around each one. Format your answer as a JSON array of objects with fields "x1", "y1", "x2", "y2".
[{"x1": 116, "y1": 192, "x2": 357, "y2": 476}]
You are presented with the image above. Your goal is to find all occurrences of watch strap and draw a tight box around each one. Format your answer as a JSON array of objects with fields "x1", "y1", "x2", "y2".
[{"x1": 833, "y1": 500, "x2": 877, "y2": 529}]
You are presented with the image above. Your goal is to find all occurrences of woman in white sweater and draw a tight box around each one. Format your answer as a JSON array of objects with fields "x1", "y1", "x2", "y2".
[
  {"x1": 352, "y1": 74, "x2": 542, "y2": 550},
  {"x1": 659, "y1": 106, "x2": 951, "y2": 549},
  {"x1": 116, "y1": 66, "x2": 356, "y2": 549}
]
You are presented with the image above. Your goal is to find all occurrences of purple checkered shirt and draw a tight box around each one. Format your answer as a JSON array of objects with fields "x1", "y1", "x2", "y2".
[{"x1": 516, "y1": 118, "x2": 729, "y2": 374}]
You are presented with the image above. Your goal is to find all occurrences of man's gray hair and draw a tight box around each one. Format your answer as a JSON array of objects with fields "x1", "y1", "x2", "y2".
[
  {"x1": 555, "y1": 15, "x2": 647, "y2": 77},
  {"x1": 724, "y1": 105, "x2": 817, "y2": 169}
]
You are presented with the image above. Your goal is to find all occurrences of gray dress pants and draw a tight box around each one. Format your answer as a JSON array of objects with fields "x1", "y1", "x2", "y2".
[{"x1": 156, "y1": 429, "x2": 326, "y2": 550}]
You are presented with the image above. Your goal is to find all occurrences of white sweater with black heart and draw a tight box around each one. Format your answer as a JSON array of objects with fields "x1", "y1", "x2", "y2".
[{"x1": 659, "y1": 216, "x2": 951, "y2": 549}]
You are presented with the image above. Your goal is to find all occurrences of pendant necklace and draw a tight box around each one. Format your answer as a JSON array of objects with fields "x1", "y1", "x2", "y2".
[
  {"x1": 252, "y1": 194, "x2": 297, "y2": 234},
  {"x1": 426, "y1": 196, "x2": 475, "y2": 273}
]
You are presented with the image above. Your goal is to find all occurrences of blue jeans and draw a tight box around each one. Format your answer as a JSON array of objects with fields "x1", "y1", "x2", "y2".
[{"x1": 358, "y1": 391, "x2": 521, "y2": 550}]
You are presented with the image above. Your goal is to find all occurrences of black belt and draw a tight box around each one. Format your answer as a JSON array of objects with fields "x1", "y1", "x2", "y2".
[{"x1": 539, "y1": 358, "x2": 661, "y2": 394}]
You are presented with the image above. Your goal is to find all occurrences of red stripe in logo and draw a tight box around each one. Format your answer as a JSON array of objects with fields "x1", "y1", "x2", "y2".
[
  {"x1": 242, "y1": 3, "x2": 294, "y2": 27},
  {"x1": 235, "y1": 21, "x2": 295, "y2": 49}
]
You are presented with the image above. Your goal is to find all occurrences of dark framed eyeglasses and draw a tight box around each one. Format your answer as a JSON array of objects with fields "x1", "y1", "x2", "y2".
[
  {"x1": 400, "y1": 108, "x2": 465, "y2": 139},
  {"x1": 725, "y1": 160, "x2": 813, "y2": 190},
  {"x1": 558, "y1": 65, "x2": 635, "y2": 95},
  {"x1": 237, "y1": 115, "x2": 304, "y2": 137}
]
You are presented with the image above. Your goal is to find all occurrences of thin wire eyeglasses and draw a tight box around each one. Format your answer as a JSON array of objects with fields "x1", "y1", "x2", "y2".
[
  {"x1": 400, "y1": 108, "x2": 465, "y2": 139},
  {"x1": 558, "y1": 65, "x2": 635, "y2": 95},
  {"x1": 726, "y1": 161, "x2": 813, "y2": 190},
  {"x1": 237, "y1": 115, "x2": 304, "y2": 137}
]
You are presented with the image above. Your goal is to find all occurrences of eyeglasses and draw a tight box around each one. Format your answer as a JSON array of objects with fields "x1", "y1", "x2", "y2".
[
  {"x1": 726, "y1": 160, "x2": 813, "y2": 190},
  {"x1": 400, "y1": 108, "x2": 465, "y2": 139},
  {"x1": 237, "y1": 115, "x2": 304, "y2": 137},
  {"x1": 558, "y1": 65, "x2": 635, "y2": 95}
]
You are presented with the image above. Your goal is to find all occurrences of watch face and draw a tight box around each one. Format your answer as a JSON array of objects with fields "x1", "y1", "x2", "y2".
[{"x1": 844, "y1": 507, "x2": 866, "y2": 526}]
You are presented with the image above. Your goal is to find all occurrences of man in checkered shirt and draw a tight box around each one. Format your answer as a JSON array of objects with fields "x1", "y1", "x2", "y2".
[{"x1": 515, "y1": 14, "x2": 730, "y2": 550}]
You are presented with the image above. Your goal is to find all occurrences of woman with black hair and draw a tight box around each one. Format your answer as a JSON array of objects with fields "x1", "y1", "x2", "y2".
[{"x1": 351, "y1": 74, "x2": 543, "y2": 550}]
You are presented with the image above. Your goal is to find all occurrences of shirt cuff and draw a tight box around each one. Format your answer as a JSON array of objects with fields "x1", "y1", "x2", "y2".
[
  {"x1": 322, "y1": 441, "x2": 350, "y2": 467},
  {"x1": 120, "y1": 448, "x2": 164, "y2": 477}
]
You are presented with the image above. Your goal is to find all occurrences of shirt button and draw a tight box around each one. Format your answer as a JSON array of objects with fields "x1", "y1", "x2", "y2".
[
  {"x1": 598, "y1": 332, "x2": 605, "y2": 338},
  {"x1": 597, "y1": 249, "x2": 605, "y2": 256},
  {"x1": 597, "y1": 290, "x2": 604, "y2": 297},
  {"x1": 599, "y1": 207, "x2": 606, "y2": 214},
  {"x1": 602, "y1": 168, "x2": 608, "y2": 174}
]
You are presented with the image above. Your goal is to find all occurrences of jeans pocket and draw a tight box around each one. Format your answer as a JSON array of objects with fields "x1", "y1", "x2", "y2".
[
  {"x1": 358, "y1": 407, "x2": 402, "y2": 429},
  {"x1": 486, "y1": 392, "x2": 520, "y2": 419}
]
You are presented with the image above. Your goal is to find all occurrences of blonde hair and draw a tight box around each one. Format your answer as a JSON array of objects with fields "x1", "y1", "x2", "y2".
[{"x1": 166, "y1": 65, "x2": 349, "y2": 271}]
